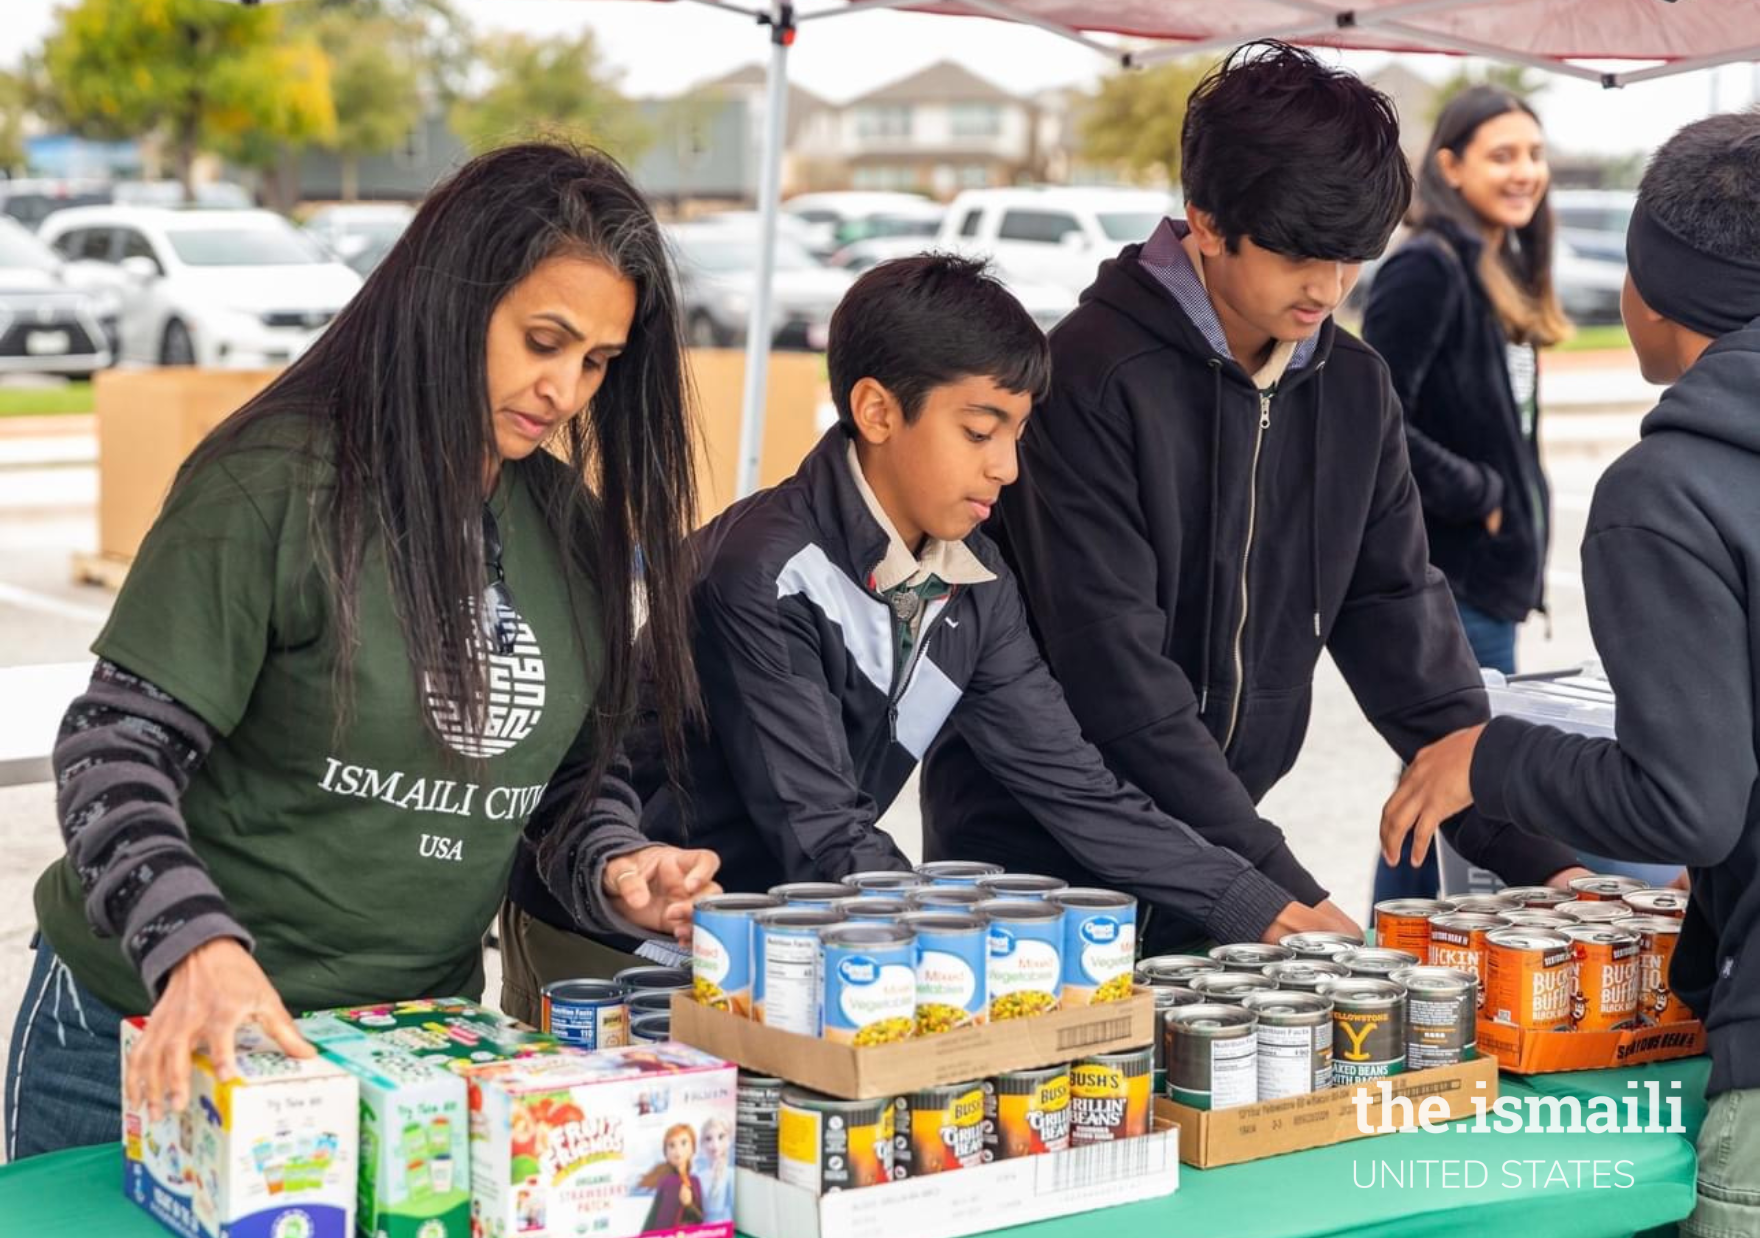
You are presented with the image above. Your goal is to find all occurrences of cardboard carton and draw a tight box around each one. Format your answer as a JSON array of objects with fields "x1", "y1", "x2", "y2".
[
  {"x1": 1477, "y1": 1018, "x2": 1706, "y2": 1074},
  {"x1": 668, "y1": 991, "x2": 1153, "y2": 1100},
  {"x1": 297, "y1": 997, "x2": 569, "y2": 1077}
]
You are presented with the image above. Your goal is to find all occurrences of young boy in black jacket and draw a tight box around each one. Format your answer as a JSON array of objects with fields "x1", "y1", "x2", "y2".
[
  {"x1": 922, "y1": 41, "x2": 1577, "y2": 954},
  {"x1": 497, "y1": 255, "x2": 1344, "y2": 1021},
  {"x1": 1385, "y1": 112, "x2": 1760, "y2": 1237}
]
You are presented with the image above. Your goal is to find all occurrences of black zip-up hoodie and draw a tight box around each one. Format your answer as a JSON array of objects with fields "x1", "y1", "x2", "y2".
[
  {"x1": 1470, "y1": 317, "x2": 1760, "y2": 1097},
  {"x1": 512, "y1": 427, "x2": 1297, "y2": 944},
  {"x1": 1363, "y1": 219, "x2": 1552, "y2": 623},
  {"x1": 923, "y1": 242, "x2": 1578, "y2": 942}
]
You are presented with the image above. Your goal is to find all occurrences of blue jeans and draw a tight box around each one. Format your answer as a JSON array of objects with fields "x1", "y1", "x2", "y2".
[
  {"x1": 1369, "y1": 599, "x2": 1518, "y2": 908},
  {"x1": 4, "y1": 935, "x2": 124, "y2": 1161}
]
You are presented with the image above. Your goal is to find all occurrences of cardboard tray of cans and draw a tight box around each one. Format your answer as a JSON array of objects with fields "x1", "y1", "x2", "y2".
[
  {"x1": 1478, "y1": 1018, "x2": 1706, "y2": 1074},
  {"x1": 1156, "y1": 1055, "x2": 1500, "y2": 1169},
  {"x1": 669, "y1": 990, "x2": 1156, "y2": 1100},
  {"x1": 735, "y1": 1121, "x2": 1179, "y2": 1238}
]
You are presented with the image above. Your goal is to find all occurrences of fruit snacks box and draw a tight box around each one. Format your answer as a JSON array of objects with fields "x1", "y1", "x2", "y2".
[
  {"x1": 298, "y1": 997, "x2": 569, "y2": 1077},
  {"x1": 316, "y1": 1037, "x2": 471, "y2": 1238},
  {"x1": 122, "y1": 1017, "x2": 359, "y2": 1238},
  {"x1": 468, "y1": 1044, "x2": 738, "y2": 1238}
]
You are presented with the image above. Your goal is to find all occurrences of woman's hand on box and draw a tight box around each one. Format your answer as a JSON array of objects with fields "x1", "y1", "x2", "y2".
[
  {"x1": 127, "y1": 938, "x2": 314, "y2": 1121},
  {"x1": 603, "y1": 845, "x2": 722, "y2": 945}
]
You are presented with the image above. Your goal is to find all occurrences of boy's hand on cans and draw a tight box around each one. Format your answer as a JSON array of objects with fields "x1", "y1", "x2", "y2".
[
  {"x1": 1380, "y1": 723, "x2": 1485, "y2": 867},
  {"x1": 1312, "y1": 899, "x2": 1365, "y2": 939},
  {"x1": 1544, "y1": 865, "x2": 1596, "y2": 889},
  {"x1": 1263, "y1": 900, "x2": 1349, "y2": 943},
  {"x1": 1667, "y1": 869, "x2": 1691, "y2": 891},
  {"x1": 604, "y1": 845, "x2": 724, "y2": 945},
  {"x1": 127, "y1": 937, "x2": 313, "y2": 1122}
]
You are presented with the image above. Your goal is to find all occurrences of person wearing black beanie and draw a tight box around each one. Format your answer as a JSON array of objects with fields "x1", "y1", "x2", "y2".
[{"x1": 1382, "y1": 110, "x2": 1760, "y2": 1238}]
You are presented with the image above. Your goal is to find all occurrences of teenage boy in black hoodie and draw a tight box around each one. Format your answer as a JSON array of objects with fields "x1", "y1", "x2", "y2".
[
  {"x1": 923, "y1": 41, "x2": 1579, "y2": 953},
  {"x1": 1384, "y1": 112, "x2": 1760, "y2": 1237},
  {"x1": 497, "y1": 255, "x2": 1339, "y2": 1023}
]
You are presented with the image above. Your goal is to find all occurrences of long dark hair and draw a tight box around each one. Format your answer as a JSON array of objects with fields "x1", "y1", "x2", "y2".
[
  {"x1": 1413, "y1": 86, "x2": 1570, "y2": 346},
  {"x1": 180, "y1": 141, "x2": 699, "y2": 841}
]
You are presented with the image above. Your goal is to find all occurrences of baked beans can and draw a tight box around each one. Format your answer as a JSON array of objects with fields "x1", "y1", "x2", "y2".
[
  {"x1": 1484, "y1": 929, "x2": 1574, "y2": 1030},
  {"x1": 1336, "y1": 947, "x2": 1422, "y2": 980},
  {"x1": 626, "y1": 990, "x2": 674, "y2": 1018},
  {"x1": 899, "y1": 911, "x2": 988, "y2": 1035},
  {"x1": 907, "y1": 885, "x2": 989, "y2": 913},
  {"x1": 832, "y1": 896, "x2": 914, "y2": 923},
  {"x1": 1209, "y1": 943, "x2": 1296, "y2": 973},
  {"x1": 1135, "y1": 954, "x2": 1224, "y2": 986},
  {"x1": 979, "y1": 899, "x2": 1064, "y2": 1020},
  {"x1": 1555, "y1": 900, "x2": 1635, "y2": 924},
  {"x1": 753, "y1": 907, "x2": 843, "y2": 1034},
  {"x1": 1241, "y1": 990, "x2": 1333, "y2": 1098},
  {"x1": 1563, "y1": 925, "x2": 1642, "y2": 1031},
  {"x1": 1624, "y1": 915, "x2": 1690, "y2": 1025},
  {"x1": 1499, "y1": 886, "x2": 1575, "y2": 911},
  {"x1": 916, "y1": 860, "x2": 1005, "y2": 887},
  {"x1": 778, "y1": 1086, "x2": 893, "y2": 1193},
  {"x1": 1500, "y1": 910, "x2": 1575, "y2": 930},
  {"x1": 1389, "y1": 966, "x2": 1477, "y2": 1068},
  {"x1": 892, "y1": 1082, "x2": 986, "y2": 1177},
  {"x1": 770, "y1": 881, "x2": 858, "y2": 909},
  {"x1": 540, "y1": 980, "x2": 628, "y2": 1049},
  {"x1": 984, "y1": 1067, "x2": 1072, "y2": 1158},
  {"x1": 1319, "y1": 977, "x2": 1407, "y2": 1083},
  {"x1": 1189, "y1": 971, "x2": 1280, "y2": 1003},
  {"x1": 1150, "y1": 988, "x2": 1204, "y2": 1094},
  {"x1": 1622, "y1": 889, "x2": 1689, "y2": 920},
  {"x1": 1165, "y1": 1005, "x2": 1258, "y2": 1111},
  {"x1": 612, "y1": 965, "x2": 692, "y2": 994},
  {"x1": 1570, "y1": 874, "x2": 1649, "y2": 902},
  {"x1": 821, "y1": 922, "x2": 916, "y2": 1045},
  {"x1": 975, "y1": 873, "x2": 1069, "y2": 902},
  {"x1": 1264, "y1": 959, "x2": 1352, "y2": 993},
  {"x1": 1374, "y1": 898, "x2": 1454, "y2": 957},
  {"x1": 737, "y1": 1070, "x2": 785, "y2": 1176},
  {"x1": 1069, "y1": 1048, "x2": 1154, "y2": 1145},
  {"x1": 1427, "y1": 912, "x2": 1512, "y2": 988},
  {"x1": 627, "y1": 1012, "x2": 670, "y2": 1043},
  {"x1": 693, "y1": 892, "x2": 782, "y2": 1017},
  {"x1": 1450, "y1": 894, "x2": 1520, "y2": 916},
  {"x1": 847, "y1": 870, "x2": 927, "y2": 898},
  {"x1": 1050, "y1": 889, "x2": 1138, "y2": 1005},
  {"x1": 1279, "y1": 931, "x2": 1366, "y2": 960}
]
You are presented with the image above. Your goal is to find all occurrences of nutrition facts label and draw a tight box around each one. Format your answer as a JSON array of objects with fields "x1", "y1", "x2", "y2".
[
  {"x1": 761, "y1": 934, "x2": 821, "y2": 1035},
  {"x1": 1257, "y1": 1024, "x2": 1325, "y2": 1099},
  {"x1": 1210, "y1": 1035, "x2": 1258, "y2": 1110}
]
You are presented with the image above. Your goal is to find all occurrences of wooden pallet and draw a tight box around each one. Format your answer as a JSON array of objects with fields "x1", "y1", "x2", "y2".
[{"x1": 71, "y1": 551, "x2": 131, "y2": 591}]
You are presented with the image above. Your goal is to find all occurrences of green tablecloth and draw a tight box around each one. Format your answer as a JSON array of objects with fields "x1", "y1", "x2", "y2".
[{"x1": 0, "y1": 1072, "x2": 1697, "y2": 1238}]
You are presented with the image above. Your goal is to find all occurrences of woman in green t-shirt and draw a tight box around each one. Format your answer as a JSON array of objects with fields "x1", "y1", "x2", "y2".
[{"x1": 5, "y1": 143, "x2": 717, "y2": 1160}]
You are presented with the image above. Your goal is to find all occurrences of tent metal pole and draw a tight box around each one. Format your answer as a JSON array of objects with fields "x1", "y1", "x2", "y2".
[
  {"x1": 1612, "y1": 47, "x2": 1760, "y2": 88},
  {"x1": 735, "y1": 0, "x2": 796, "y2": 497}
]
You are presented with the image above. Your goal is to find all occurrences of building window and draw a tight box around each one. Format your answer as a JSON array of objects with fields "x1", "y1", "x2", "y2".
[
  {"x1": 854, "y1": 105, "x2": 913, "y2": 139},
  {"x1": 852, "y1": 165, "x2": 916, "y2": 191},
  {"x1": 959, "y1": 164, "x2": 990, "y2": 189},
  {"x1": 949, "y1": 104, "x2": 1002, "y2": 138}
]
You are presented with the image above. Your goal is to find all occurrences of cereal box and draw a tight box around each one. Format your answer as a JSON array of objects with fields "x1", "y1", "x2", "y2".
[
  {"x1": 316, "y1": 1038, "x2": 470, "y2": 1238},
  {"x1": 469, "y1": 1044, "x2": 738, "y2": 1238},
  {"x1": 121, "y1": 1017, "x2": 359, "y2": 1238},
  {"x1": 298, "y1": 998, "x2": 568, "y2": 1077}
]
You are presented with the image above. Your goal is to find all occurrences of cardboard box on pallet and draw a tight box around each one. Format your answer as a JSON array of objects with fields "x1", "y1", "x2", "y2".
[
  {"x1": 1155, "y1": 1055, "x2": 1500, "y2": 1169},
  {"x1": 1476, "y1": 1018, "x2": 1706, "y2": 1074},
  {"x1": 667, "y1": 991, "x2": 1154, "y2": 1100},
  {"x1": 735, "y1": 1122, "x2": 1179, "y2": 1238},
  {"x1": 121, "y1": 1018, "x2": 360, "y2": 1238}
]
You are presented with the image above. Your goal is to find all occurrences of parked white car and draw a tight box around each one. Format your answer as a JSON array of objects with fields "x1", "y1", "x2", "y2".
[
  {"x1": 668, "y1": 222, "x2": 854, "y2": 351},
  {"x1": 0, "y1": 217, "x2": 119, "y2": 378},
  {"x1": 38, "y1": 206, "x2": 362, "y2": 368},
  {"x1": 934, "y1": 186, "x2": 1178, "y2": 300},
  {"x1": 783, "y1": 191, "x2": 942, "y2": 257},
  {"x1": 304, "y1": 202, "x2": 416, "y2": 271},
  {"x1": 828, "y1": 235, "x2": 1075, "y2": 332}
]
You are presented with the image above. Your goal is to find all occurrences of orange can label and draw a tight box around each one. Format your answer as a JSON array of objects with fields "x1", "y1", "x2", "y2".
[
  {"x1": 1629, "y1": 918, "x2": 1690, "y2": 1026},
  {"x1": 1565, "y1": 929, "x2": 1641, "y2": 1031},
  {"x1": 1484, "y1": 931, "x2": 1573, "y2": 1030},
  {"x1": 1427, "y1": 915, "x2": 1507, "y2": 995},
  {"x1": 1374, "y1": 901, "x2": 1448, "y2": 959}
]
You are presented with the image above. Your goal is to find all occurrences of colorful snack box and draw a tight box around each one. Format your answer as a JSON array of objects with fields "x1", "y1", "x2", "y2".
[
  {"x1": 468, "y1": 1044, "x2": 739, "y2": 1238},
  {"x1": 298, "y1": 997, "x2": 569, "y2": 1076},
  {"x1": 316, "y1": 1037, "x2": 470, "y2": 1238},
  {"x1": 121, "y1": 1017, "x2": 359, "y2": 1238}
]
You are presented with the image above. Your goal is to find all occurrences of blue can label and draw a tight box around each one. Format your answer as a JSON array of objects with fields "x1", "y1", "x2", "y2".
[
  {"x1": 913, "y1": 928, "x2": 988, "y2": 1033},
  {"x1": 822, "y1": 941, "x2": 915, "y2": 1045},
  {"x1": 987, "y1": 918, "x2": 1063, "y2": 1020},
  {"x1": 693, "y1": 906, "x2": 757, "y2": 1017},
  {"x1": 543, "y1": 994, "x2": 628, "y2": 1049},
  {"x1": 1062, "y1": 905, "x2": 1138, "y2": 1005}
]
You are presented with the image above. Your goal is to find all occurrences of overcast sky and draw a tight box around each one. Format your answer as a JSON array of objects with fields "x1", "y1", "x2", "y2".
[{"x1": 5, "y1": 0, "x2": 1756, "y2": 157}]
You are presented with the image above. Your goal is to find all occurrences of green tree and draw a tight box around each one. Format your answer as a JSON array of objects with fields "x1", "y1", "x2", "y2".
[
  {"x1": 1079, "y1": 58, "x2": 1213, "y2": 186},
  {"x1": 307, "y1": 11, "x2": 424, "y2": 201},
  {"x1": 1428, "y1": 63, "x2": 1548, "y2": 123},
  {"x1": 450, "y1": 30, "x2": 649, "y2": 158},
  {"x1": 0, "y1": 69, "x2": 26, "y2": 175},
  {"x1": 37, "y1": 0, "x2": 335, "y2": 200}
]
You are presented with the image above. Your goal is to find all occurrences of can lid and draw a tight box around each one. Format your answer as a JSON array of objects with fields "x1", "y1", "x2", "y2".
[
  {"x1": 1168, "y1": 1003, "x2": 1259, "y2": 1031},
  {"x1": 1485, "y1": 929, "x2": 1572, "y2": 949},
  {"x1": 1561, "y1": 925, "x2": 1640, "y2": 945},
  {"x1": 847, "y1": 870, "x2": 926, "y2": 890},
  {"x1": 1279, "y1": 932, "x2": 1365, "y2": 951},
  {"x1": 1337, "y1": 948, "x2": 1421, "y2": 967},
  {"x1": 832, "y1": 896, "x2": 914, "y2": 917},
  {"x1": 975, "y1": 898, "x2": 1063, "y2": 923},
  {"x1": 915, "y1": 861, "x2": 1005, "y2": 879},
  {"x1": 541, "y1": 980, "x2": 625, "y2": 1002},
  {"x1": 1374, "y1": 899, "x2": 1454, "y2": 915},
  {"x1": 1240, "y1": 990, "x2": 1332, "y2": 1016},
  {"x1": 755, "y1": 907, "x2": 847, "y2": 928},
  {"x1": 1387, "y1": 965, "x2": 1476, "y2": 992},
  {"x1": 976, "y1": 874, "x2": 1070, "y2": 896},
  {"x1": 1619, "y1": 915, "x2": 1683, "y2": 933},
  {"x1": 1209, "y1": 943, "x2": 1294, "y2": 962},
  {"x1": 906, "y1": 886, "x2": 987, "y2": 907},
  {"x1": 1429, "y1": 913, "x2": 1513, "y2": 930},
  {"x1": 781, "y1": 1084, "x2": 886, "y2": 1110},
  {"x1": 769, "y1": 882, "x2": 858, "y2": 901},
  {"x1": 898, "y1": 911, "x2": 986, "y2": 933},
  {"x1": 611, "y1": 966, "x2": 691, "y2": 989},
  {"x1": 820, "y1": 921, "x2": 915, "y2": 947},
  {"x1": 697, "y1": 893, "x2": 785, "y2": 913},
  {"x1": 1047, "y1": 887, "x2": 1136, "y2": 911},
  {"x1": 1264, "y1": 960, "x2": 1352, "y2": 982},
  {"x1": 1315, "y1": 977, "x2": 1407, "y2": 1002}
]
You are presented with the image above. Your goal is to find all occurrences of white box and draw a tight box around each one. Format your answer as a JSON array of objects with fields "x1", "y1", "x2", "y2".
[
  {"x1": 122, "y1": 1017, "x2": 359, "y2": 1238},
  {"x1": 734, "y1": 1127, "x2": 1179, "y2": 1238}
]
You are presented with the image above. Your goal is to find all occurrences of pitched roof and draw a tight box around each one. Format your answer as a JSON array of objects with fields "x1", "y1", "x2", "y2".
[{"x1": 852, "y1": 61, "x2": 1019, "y2": 106}]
